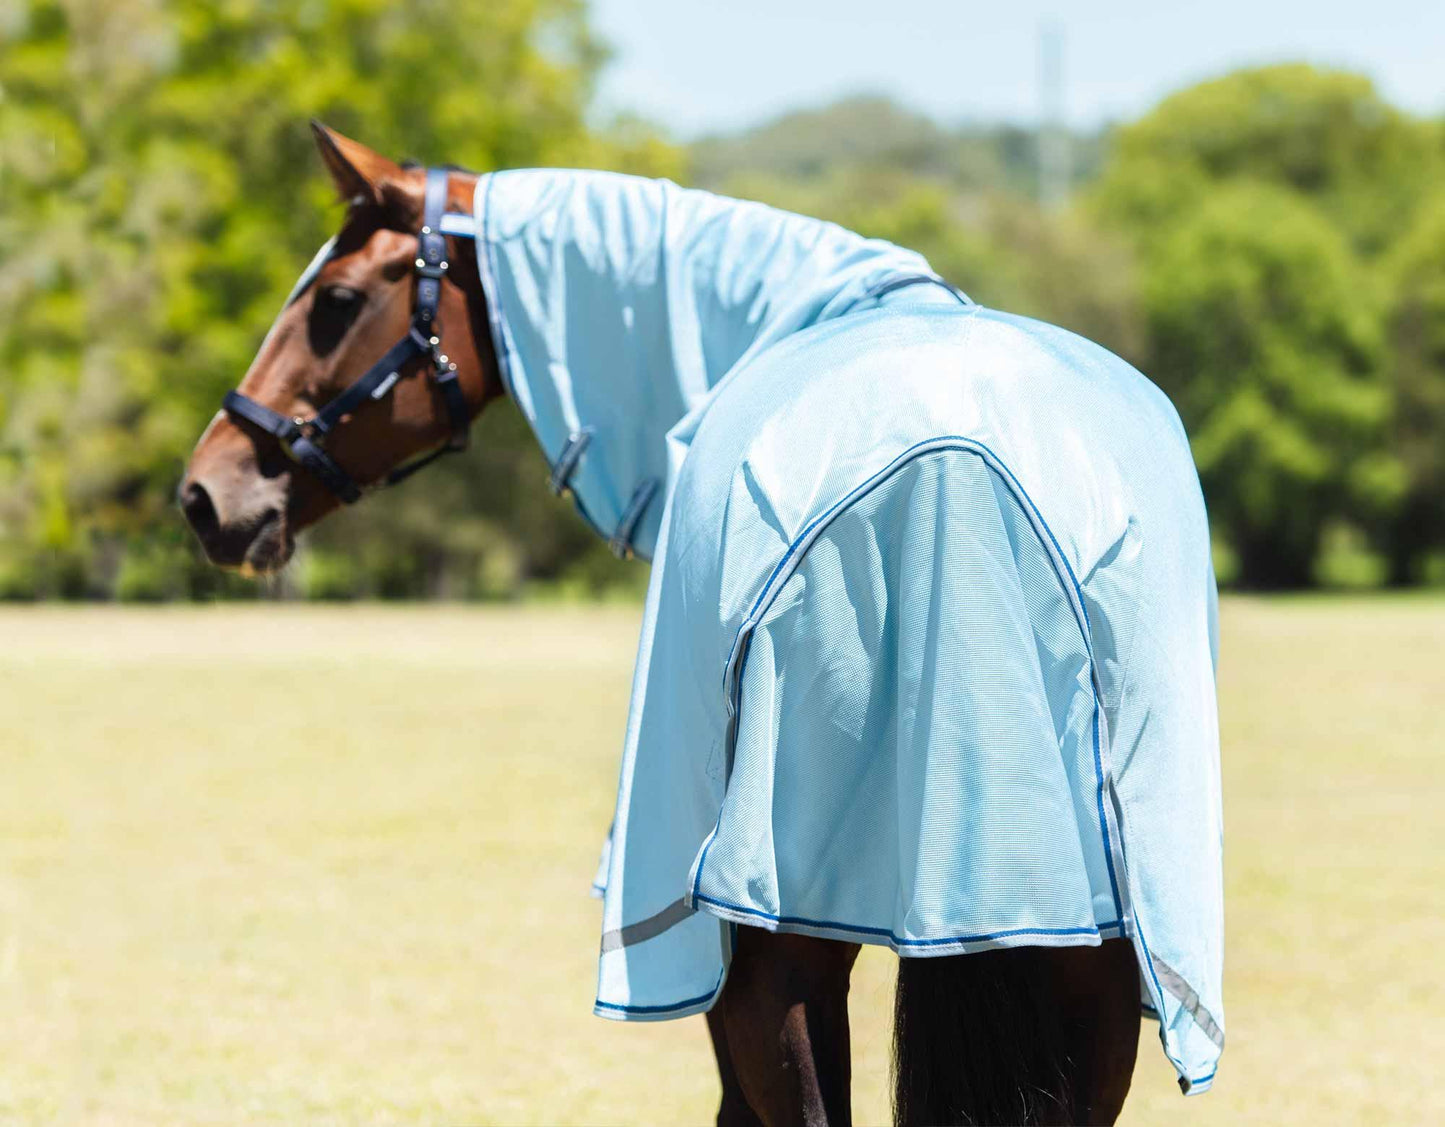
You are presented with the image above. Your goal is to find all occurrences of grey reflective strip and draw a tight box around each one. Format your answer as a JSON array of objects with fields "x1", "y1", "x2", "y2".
[
  {"x1": 1152, "y1": 955, "x2": 1225, "y2": 1049},
  {"x1": 610, "y1": 478, "x2": 659, "y2": 559},
  {"x1": 599, "y1": 897, "x2": 694, "y2": 953}
]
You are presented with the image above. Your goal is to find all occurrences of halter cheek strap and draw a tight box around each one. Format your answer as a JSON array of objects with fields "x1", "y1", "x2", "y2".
[{"x1": 222, "y1": 167, "x2": 473, "y2": 504}]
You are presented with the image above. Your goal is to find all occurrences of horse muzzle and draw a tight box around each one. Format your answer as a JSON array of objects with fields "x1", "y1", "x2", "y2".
[{"x1": 178, "y1": 477, "x2": 294, "y2": 573}]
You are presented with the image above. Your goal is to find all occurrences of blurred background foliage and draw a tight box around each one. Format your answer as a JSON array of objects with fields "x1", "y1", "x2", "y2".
[{"x1": 2, "y1": 1, "x2": 1443, "y2": 598}]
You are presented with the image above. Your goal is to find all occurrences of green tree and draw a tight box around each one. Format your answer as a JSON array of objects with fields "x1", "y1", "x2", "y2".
[
  {"x1": 1141, "y1": 182, "x2": 1399, "y2": 587},
  {"x1": 1090, "y1": 64, "x2": 1440, "y2": 587},
  {"x1": 1095, "y1": 64, "x2": 1443, "y2": 257},
  {"x1": 1383, "y1": 196, "x2": 1445, "y2": 583},
  {"x1": 0, "y1": 0, "x2": 677, "y2": 598}
]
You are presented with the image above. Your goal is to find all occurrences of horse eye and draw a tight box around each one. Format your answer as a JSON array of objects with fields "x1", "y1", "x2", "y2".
[{"x1": 308, "y1": 285, "x2": 365, "y2": 355}]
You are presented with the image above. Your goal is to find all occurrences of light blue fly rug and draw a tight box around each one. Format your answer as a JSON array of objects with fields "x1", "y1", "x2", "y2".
[{"x1": 467, "y1": 169, "x2": 1224, "y2": 1094}]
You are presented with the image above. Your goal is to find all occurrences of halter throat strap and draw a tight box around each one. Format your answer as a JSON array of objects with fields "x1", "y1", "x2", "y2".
[{"x1": 222, "y1": 167, "x2": 473, "y2": 504}]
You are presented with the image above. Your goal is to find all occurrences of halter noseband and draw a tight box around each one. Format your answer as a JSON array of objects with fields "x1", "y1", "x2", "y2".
[{"x1": 222, "y1": 168, "x2": 472, "y2": 504}]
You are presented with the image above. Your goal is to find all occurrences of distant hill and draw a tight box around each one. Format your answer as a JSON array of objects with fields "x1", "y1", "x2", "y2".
[{"x1": 686, "y1": 94, "x2": 1104, "y2": 200}]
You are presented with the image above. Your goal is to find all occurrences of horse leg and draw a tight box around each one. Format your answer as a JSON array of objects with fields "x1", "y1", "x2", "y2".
[
  {"x1": 713, "y1": 925, "x2": 862, "y2": 1127},
  {"x1": 706, "y1": 1007, "x2": 764, "y2": 1127},
  {"x1": 1036, "y1": 939, "x2": 1142, "y2": 1123},
  {"x1": 892, "y1": 937, "x2": 1141, "y2": 1126}
]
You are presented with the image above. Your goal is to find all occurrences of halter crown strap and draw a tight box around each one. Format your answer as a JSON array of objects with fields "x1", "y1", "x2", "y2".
[
  {"x1": 415, "y1": 169, "x2": 450, "y2": 325},
  {"x1": 221, "y1": 166, "x2": 473, "y2": 504},
  {"x1": 420, "y1": 168, "x2": 472, "y2": 457}
]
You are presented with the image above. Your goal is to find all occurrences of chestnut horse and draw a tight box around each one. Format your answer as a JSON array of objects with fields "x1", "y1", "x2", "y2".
[{"x1": 182, "y1": 124, "x2": 1141, "y2": 1125}]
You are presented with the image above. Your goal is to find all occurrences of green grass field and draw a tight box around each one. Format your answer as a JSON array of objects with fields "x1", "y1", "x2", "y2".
[{"x1": 1, "y1": 598, "x2": 1441, "y2": 1125}]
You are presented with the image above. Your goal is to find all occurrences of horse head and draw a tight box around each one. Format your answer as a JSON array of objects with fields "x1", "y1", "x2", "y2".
[{"x1": 180, "y1": 124, "x2": 499, "y2": 572}]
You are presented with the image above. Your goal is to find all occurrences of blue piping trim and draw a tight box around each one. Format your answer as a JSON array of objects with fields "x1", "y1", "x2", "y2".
[
  {"x1": 1092, "y1": 709, "x2": 1124, "y2": 917},
  {"x1": 693, "y1": 892, "x2": 1116, "y2": 949},
  {"x1": 594, "y1": 979, "x2": 722, "y2": 1016},
  {"x1": 860, "y1": 272, "x2": 972, "y2": 307}
]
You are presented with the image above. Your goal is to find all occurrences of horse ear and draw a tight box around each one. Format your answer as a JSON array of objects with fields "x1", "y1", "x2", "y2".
[{"x1": 310, "y1": 120, "x2": 402, "y2": 205}]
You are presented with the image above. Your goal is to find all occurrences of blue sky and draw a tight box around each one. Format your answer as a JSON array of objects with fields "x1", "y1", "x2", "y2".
[{"x1": 590, "y1": 0, "x2": 1444, "y2": 136}]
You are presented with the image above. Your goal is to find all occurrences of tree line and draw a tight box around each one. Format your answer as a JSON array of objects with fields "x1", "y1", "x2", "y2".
[{"x1": 2, "y1": 2, "x2": 1442, "y2": 597}]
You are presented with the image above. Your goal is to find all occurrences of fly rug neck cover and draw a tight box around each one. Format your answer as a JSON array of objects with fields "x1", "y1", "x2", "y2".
[{"x1": 470, "y1": 170, "x2": 1224, "y2": 1093}]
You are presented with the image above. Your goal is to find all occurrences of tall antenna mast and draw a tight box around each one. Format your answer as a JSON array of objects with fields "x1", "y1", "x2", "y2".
[{"x1": 1037, "y1": 21, "x2": 1070, "y2": 209}]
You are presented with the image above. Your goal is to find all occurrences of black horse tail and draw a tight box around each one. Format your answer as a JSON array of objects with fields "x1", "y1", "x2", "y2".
[{"x1": 891, "y1": 939, "x2": 1141, "y2": 1126}]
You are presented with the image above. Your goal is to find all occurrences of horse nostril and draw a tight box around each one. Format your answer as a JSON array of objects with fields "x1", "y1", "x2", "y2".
[{"x1": 180, "y1": 480, "x2": 220, "y2": 542}]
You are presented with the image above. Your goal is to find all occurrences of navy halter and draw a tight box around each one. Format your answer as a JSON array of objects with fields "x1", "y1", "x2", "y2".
[{"x1": 222, "y1": 168, "x2": 472, "y2": 503}]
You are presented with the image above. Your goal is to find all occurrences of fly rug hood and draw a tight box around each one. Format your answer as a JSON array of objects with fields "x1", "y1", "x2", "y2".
[{"x1": 186, "y1": 137, "x2": 1224, "y2": 1124}]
